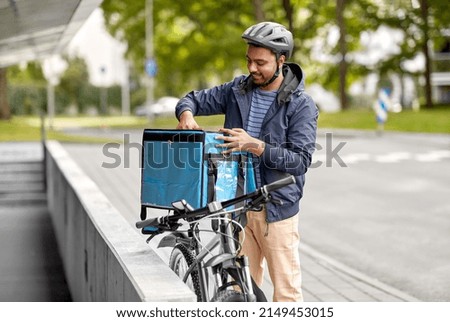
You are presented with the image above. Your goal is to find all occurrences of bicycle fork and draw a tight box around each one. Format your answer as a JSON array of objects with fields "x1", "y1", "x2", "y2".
[{"x1": 237, "y1": 256, "x2": 256, "y2": 302}]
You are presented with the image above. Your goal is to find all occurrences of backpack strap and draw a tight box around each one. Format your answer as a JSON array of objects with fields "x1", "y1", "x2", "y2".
[
  {"x1": 206, "y1": 153, "x2": 241, "y2": 203},
  {"x1": 235, "y1": 153, "x2": 247, "y2": 227},
  {"x1": 205, "y1": 153, "x2": 251, "y2": 228},
  {"x1": 206, "y1": 153, "x2": 218, "y2": 203}
]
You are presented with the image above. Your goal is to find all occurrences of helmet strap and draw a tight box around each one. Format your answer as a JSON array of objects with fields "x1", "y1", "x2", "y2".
[
  {"x1": 258, "y1": 67, "x2": 280, "y2": 88},
  {"x1": 257, "y1": 59, "x2": 282, "y2": 88}
]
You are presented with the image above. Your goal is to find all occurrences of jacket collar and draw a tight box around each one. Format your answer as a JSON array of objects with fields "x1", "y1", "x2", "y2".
[{"x1": 239, "y1": 63, "x2": 304, "y2": 105}]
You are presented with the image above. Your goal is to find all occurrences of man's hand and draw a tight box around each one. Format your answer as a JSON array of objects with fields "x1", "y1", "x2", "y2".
[
  {"x1": 176, "y1": 110, "x2": 201, "y2": 129},
  {"x1": 216, "y1": 128, "x2": 265, "y2": 156}
]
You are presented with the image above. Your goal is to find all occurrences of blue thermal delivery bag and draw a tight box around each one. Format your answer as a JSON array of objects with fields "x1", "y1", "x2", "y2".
[{"x1": 140, "y1": 129, "x2": 257, "y2": 220}]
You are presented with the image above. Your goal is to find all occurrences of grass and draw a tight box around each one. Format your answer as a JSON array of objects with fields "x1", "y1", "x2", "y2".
[
  {"x1": 0, "y1": 117, "x2": 124, "y2": 143},
  {"x1": 0, "y1": 107, "x2": 448, "y2": 143},
  {"x1": 150, "y1": 114, "x2": 225, "y2": 130},
  {"x1": 318, "y1": 107, "x2": 450, "y2": 133},
  {"x1": 0, "y1": 115, "x2": 226, "y2": 143}
]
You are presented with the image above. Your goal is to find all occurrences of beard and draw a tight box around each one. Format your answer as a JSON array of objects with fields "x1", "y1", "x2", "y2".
[
  {"x1": 251, "y1": 69, "x2": 280, "y2": 88},
  {"x1": 250, "y1": 73, "x2": 265, "y2": 85}
]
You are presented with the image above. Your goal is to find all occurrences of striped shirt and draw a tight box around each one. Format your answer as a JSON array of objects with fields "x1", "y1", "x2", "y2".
[{"x1": 246, "y1": 88, "x2": 277, "y2": 187}]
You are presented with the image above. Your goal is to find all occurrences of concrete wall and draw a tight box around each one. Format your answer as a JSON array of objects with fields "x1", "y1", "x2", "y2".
[{"x1": 45, "y1": 140, "x2": 196, "y2": 302}]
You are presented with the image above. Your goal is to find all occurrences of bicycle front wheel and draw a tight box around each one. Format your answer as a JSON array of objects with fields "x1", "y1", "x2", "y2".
[
  {"x1": 169, "y1": 244, "x2": 202, "y2": 301},
  {"x1": 211, "y1": 290, "x2": 245, "y2": 302}
]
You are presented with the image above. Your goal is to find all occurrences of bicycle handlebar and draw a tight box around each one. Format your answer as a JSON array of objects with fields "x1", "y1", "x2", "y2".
[
  {"x1": 136, "y1": 216, "x2": 164, "y2": 230},
  {"x1": 263, "y1": 175, "x2": 296, "y2": 193},
  {"x1": 136, "y1": 175, "x2": 296, "y2": 231}
]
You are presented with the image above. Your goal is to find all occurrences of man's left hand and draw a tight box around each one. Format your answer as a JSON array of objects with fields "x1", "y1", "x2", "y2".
[{"x1": 216, "y1": 128, "x2": 265, "y2": 156}]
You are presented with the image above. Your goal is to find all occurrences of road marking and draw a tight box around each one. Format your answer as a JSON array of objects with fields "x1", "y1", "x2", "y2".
[
  {"x1": 312, "y1": 150, "x2": 450, "y2": 166},
  {"x1": 375, "y1": 152, "x2": 412, "y2": 163},
  {"x1": 342, "y1": 153, "x2": 371, "y2": 164},
  {"x1": 414, "y1": 150, "x2": 450, "y2": 162}
]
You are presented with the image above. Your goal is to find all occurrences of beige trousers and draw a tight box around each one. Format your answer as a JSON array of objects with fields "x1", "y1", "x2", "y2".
[{"x1": 241, "y1": 209, "x2": 303, "y2": 302}]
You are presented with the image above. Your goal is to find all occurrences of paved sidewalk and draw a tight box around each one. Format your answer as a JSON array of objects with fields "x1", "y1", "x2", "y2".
[
  {"x1": 299, "y1": 244, "x2": 419, "y2": 302},
  {"x1": 256, "y1": 241, "x2": 419, "y2": 302}
]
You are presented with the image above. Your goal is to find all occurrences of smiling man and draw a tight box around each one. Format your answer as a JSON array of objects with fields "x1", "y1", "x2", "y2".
[{"x1": 175, "y1": 22, "x2": 318, "y2": 302}]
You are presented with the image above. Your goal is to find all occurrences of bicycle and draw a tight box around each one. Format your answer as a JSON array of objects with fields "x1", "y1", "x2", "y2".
[{"x1": 136, "y1": 175, "x2": 296, "y2": 302}]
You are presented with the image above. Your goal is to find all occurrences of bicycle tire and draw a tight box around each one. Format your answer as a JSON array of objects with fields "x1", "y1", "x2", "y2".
[
  {"x1": 169, "y1": 244, "x2": 202, "y2": 301},
  {"x1": 211, "y1": 290, "x2": 245, "y2": 302}
]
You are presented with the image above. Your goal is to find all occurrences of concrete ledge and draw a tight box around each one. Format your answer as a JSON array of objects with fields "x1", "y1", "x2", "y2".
[{"x1": 45, "y1": 140, "x2": 195, "y2": 302}]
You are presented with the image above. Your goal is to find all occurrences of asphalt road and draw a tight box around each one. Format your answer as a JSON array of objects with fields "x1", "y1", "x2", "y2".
[
  {"x1": 299, "y1": 130, "x2": 450, "y2": 301},
  {"x1": 62, "y1": 128, "x2": 450, "y2": 301}
]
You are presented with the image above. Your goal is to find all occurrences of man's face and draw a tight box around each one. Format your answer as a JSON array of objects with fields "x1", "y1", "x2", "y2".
[{"x1": 246, "y1": 45, "x2": 281, "y2": 87}]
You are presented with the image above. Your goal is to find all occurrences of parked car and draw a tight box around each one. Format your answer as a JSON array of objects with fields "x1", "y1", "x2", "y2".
[{"x1": 135, "y1": 96, "x2": 179, "y2": 117}]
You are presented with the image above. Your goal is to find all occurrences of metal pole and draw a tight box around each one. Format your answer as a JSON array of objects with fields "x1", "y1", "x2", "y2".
[
  {"x1": 121, "y1": 81, "x2": 130, "y2": 116},
  {"x1": 121, "y1": 62, "x2": 130, "y2": 116},
  {"x1": 145, "y1": 0, "x2": 155, "y2": 105},
  {"x1": 100, "y1": 66, "x2": 108, "y2": 115},
  {"x1": 40, "y1": 111, "x2": 47, "y2": 191},
  {"x1": 46, "y1": 82, "x2": 54, "y2": 130}
]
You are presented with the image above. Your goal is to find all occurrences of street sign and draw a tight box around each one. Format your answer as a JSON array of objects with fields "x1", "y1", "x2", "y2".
[{"x1": 145, "y1": 58, "x2": 157, "y2": 77}]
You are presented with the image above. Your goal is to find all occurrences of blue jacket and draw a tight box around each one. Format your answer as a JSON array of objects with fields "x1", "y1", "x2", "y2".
[{"x1": 176, "y1": 63, "x2": 318, "y2": 223}]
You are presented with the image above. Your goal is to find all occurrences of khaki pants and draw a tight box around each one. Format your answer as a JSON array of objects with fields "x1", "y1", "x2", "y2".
[{"x1": 241, "y1": 209, "x2": 303, "y2": 302}]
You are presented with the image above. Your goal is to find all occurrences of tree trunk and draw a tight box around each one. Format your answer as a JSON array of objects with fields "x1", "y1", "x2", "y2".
[
  {"x1": 252, "y1": 0, "x2": 265, "y2": 22},
  {"x1": 336, "y1": 0, "x2": 348, "y2": 110},
  {"x1": 282, "y1": 0, "x2": 294, "y2": 32},
  {"x1": 420, "y1": 0, "x2": 433, "y2": 108},
  {"x1": 0, "y1": 68, "x2": 11, "y2": 120}
]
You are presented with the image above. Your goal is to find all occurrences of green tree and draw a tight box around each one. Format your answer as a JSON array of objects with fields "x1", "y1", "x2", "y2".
[
  {"x1": 101, "y1": 0, "x2": 302, "y2": 98},
  {"x1": 294, "y1": 0, "x2": 382, "y2": 109},
  {"x1": 7, "y1": 62, "x2": 46, "y2": 85},
  {"x1": 392, "y1": 0, "x2": 450, "y2": 107},
  {"x1": 377, "y1": 0, "x2": 450, "y2": 108},
  {"x1": 294, "y1": 0, "x2": 450, "y2": 110},
  {"x1": 104, "y1": 0, "x2": 449, "y2": 111},
  {"x1": 6, "y1": 62, "x2": 47, "y2": 115},
  {"x1": 1, "y1": 62, "x2": 48, "y2": 119}
]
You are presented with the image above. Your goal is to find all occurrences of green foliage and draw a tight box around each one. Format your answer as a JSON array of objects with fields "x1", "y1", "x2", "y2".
[
  {"x1": 7, "y1": 85, "x2": 46, "y2": 115},
  {"x1": 297, "y1": 0, "x2": 449, "y2": 107},
  {"x1": 57, "y1": 56, "x2": 91, "y2": 114},
  {"x1": 55, "y1": 56, "x2": 124, "y2": 114},
  {"x1": 102, "y1": 0, "x2": 259, "y2": 96},
  {"x1": 7, "y1": 62, "x2": 46, "y2": 86},
  {"x1": 295, "y1": 0, "x2": 381, "y2": 92},
  {"x1": 7, "y1": 57, "x2": 125, "y2": 116},
  {"x1": 7, "y1": 62, "x2": 47, "y2": 115},
  {"x1": 8, "y1": 0, "x2": 448, "y2": 118},
  {"x1": 105, "y1": 0, "x2": 439, "y2": 102}
]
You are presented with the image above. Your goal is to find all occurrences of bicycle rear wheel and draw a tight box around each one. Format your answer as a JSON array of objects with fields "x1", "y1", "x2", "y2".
[{"x1": 169, "y1": 244, "x2": 202, "y2": 301}]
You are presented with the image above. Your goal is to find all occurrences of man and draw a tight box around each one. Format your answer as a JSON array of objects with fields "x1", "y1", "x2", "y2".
[{"x1": 175, "y1": 21, "x2": 318, "y2": 302}]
